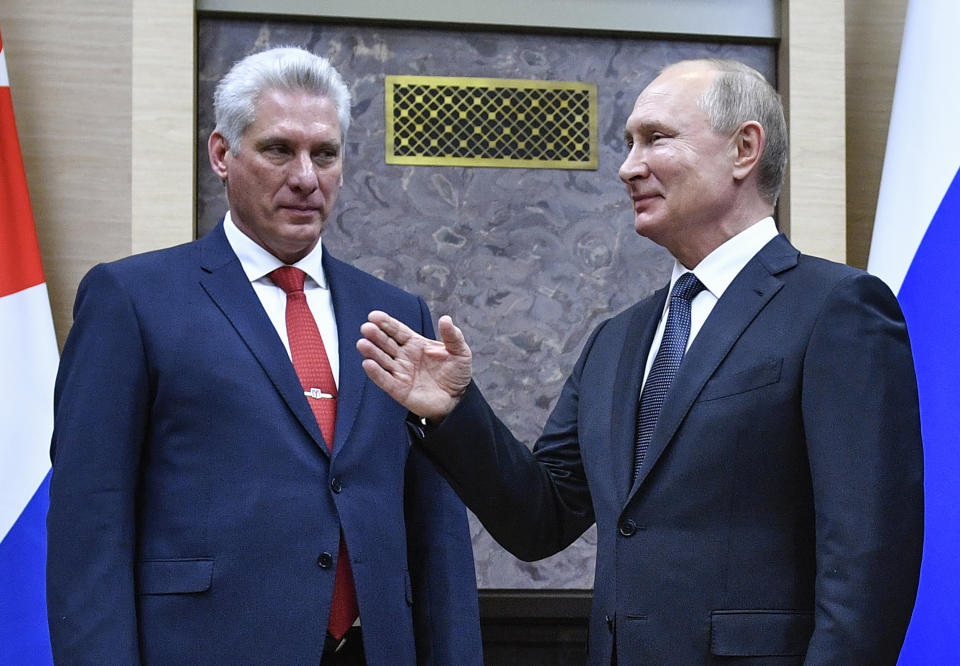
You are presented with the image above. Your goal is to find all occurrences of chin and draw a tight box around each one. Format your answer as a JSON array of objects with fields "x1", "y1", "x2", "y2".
[
  {"x1": 635, "y1": 221, "x2": 675, "y2": 252},
  {"x1": 633, "y1": 216, "x2": 657, "y2": 238}
]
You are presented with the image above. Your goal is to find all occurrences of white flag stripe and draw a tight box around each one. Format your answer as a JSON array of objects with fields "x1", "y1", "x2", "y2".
[
  {"x1": 867, "y1": 1, "x2": 960, "y2": 293},
  {"x1": 0, "y1": 283, "x2": 58, "y2": 542},
  {"x1": 0, "y1": 47, "x2": 7, "y2": 87}
]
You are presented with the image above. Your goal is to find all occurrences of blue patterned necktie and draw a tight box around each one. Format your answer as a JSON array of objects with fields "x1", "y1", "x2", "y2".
[{"x1": 633, "y1": 272, "x2": 706, "y2": 480}]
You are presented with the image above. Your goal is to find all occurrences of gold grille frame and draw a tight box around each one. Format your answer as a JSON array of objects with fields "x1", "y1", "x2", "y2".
[{"x1": 385, "y1": 75, "x2": 598, "y2": 170}]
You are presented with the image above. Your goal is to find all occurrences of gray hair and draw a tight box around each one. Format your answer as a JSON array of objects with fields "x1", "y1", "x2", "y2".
[
  {"x1": 671, "y1": 59, "x2": 788, "y2": 206},
  {"x1": 213, "y1": 46, "x2": 352, "y2": 154}
]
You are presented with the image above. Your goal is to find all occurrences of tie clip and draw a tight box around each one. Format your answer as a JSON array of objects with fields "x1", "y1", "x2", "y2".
[{"x1": 305, "y1": 388, "x2": 335, "y2": 400}]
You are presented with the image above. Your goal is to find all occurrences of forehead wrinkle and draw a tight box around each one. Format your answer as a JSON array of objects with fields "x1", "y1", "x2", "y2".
[{"x1": 629, "y1": 89, "x2": 675, "y2": 118}]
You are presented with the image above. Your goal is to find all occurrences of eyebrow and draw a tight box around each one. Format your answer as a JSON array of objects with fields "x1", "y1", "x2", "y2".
[
  {"x1": 254, "y1": 136, "x2": 342, "y2": 151},
  {"x1": 624, "y1": 119, "x2": 674, "y2": 141}
]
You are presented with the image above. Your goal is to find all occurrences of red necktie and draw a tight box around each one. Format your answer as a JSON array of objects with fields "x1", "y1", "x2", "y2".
[{"x1": 269, "y1": 266, "x2": 359, "y2": 639}]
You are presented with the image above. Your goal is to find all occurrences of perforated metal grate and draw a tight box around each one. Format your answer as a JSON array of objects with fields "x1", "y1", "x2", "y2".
[{"x1": 385, "y1": 75, "x2": 597, "y2": 170}]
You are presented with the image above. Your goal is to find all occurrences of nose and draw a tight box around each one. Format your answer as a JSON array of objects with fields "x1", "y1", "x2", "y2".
[
  {"x1": 287, "y1": 152, "x2": 319, "y2": 193},
  {"x1": 619, "y1": 146, "x2": 649, "y2": 184}
]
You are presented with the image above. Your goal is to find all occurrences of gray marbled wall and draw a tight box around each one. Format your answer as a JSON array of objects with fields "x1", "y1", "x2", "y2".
[{"x1": 197, "y1": 17, "x2": 776, "y2": 589}]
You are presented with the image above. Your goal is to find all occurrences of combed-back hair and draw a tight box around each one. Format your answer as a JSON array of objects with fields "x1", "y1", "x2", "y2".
[
  {"x1": 213, "y1": 46, "x2": 352, "y2": 154},
  {"x1": 669, "y1": 58, "x2": 788, "y2": 206}
]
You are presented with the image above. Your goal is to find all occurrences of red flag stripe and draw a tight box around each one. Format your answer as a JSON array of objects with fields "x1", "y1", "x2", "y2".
[{"x1": 0, "y1": 36, "x2": 46, "y2": 298}]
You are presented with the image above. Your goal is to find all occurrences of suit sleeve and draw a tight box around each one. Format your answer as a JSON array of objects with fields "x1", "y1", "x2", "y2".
[
  {"x1": 403, "y1": 297, "x2": 483, "y2": 665},
  {"x1": 801, "y1": 272, "x2": 923, "y2": 664},
  {"x1": 415, "y1": 322, "x2": 601, "y2": 563},
  {"x1": 47, "y1": 264, "x2": 147, "y2": 664}
]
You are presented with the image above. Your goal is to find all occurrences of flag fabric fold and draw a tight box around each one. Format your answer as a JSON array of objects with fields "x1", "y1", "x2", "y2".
[
  {"x1": 0, "y1": 24, "x2": 57, "y2": 664},
  {"x1": 868, "y1": 2, "x2": 960, "y2": 663}
]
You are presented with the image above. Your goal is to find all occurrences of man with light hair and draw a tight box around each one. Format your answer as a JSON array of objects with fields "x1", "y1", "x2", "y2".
[
  {"x1": 47, "y1": 46, "x2": 482, "y2": 665},
  {"x1": 358, "y1": 58, "x2": 923, "y2": 664}
]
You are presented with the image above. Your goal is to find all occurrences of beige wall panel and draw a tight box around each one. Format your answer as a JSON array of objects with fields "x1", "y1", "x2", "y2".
[
  {"x1": 2, "y1": 1, "x2": 133, "y2": 346},
  {"x1": 132, "y1": 0, "x2": 195, "y2": 254},
  {"x1": 844, "y1": 0, "x2": 907, "y2": 268},
  {"x1": 781, "y1": 0, "x2": 847, "y2": 262}
]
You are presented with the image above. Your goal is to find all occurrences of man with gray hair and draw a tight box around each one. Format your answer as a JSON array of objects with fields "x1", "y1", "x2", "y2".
[
  {"x1": 358, "y1": 59, "x2": 923, "y2": 664},
  {"x1": 47, "y1": 46, "x2": 482, "y2": 665}
]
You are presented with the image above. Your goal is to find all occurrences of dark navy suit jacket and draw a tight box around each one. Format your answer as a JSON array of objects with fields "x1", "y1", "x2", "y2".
[
  {"x1": 47, "y1": 222, "x2": 482, "y2": 665},
  {"x1": 418, "y1": 234, "x2": 923, "y2": 665}
]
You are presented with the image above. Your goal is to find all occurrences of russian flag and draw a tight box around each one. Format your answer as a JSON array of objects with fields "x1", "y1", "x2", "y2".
[
  {"x1": 867, "y1": 1, "x2": 960, "y2": 662},
  {"x1": 0, "y1": 25, "x2": 57, "y2": 664}
]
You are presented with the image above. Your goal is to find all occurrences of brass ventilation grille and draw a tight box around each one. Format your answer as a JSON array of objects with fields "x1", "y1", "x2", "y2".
[{"x1": 385, "y1": 75, "x2": 597, "y2": 170}]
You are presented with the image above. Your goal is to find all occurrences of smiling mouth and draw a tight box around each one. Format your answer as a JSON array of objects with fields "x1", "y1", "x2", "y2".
[{"x1": 632, "y1": 194, "x2": 659, "y2": 211}]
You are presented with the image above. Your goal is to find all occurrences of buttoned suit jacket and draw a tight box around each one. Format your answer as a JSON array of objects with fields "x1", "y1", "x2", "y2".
[
  {"x1": 418, "y1": 234, "x2": 923, "y2": 665},
  {"x1": 47, "y1": 222, "x2": 482, "y2": 665}
]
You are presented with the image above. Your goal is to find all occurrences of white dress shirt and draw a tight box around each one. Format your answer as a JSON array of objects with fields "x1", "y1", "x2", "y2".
[
  {"x1": 641, "y1": 217, "x2": 779, "y2": 388},
  {"x1": 223, "y1": 211, "x2": 340, "y2": 387}
]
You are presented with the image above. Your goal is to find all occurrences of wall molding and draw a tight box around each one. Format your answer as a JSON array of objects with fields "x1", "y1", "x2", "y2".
[{"x1": 196, "y1": 0, "x2": 780, "y2": 39}]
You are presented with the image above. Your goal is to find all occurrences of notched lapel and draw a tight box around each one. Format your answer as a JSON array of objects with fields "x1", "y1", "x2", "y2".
[
  {"x1": 323, "y1": 250, "x2": 369, "y2": 459},
  {"x1": 198, "y1": 225, "x2": 327, "y2": 453},
  {"x1": 628, "y1": 236, "x2": 797, "y2": 496}
]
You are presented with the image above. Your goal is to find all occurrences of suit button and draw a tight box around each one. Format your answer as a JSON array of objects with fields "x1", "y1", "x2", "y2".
[
  {"x1": 330, "y1": 477, "x2": 342, "y2": 494},
  {"x1": 619, "y1": 520, "x2": 637, "y2": 537},
  {"x1": 317, "y1": 552, "x2": 333, "y2": 568},
  {"x1": 605, "y1": 615, "x2": 614, "y2": 633}
]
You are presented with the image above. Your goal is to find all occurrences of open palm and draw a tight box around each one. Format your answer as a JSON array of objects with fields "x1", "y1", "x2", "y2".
[{"x1": 357, "y1": 311, "x2": 472, "y2": 422}]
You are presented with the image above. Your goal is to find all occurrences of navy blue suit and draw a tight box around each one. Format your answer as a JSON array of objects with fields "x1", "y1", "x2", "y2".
[
  {"x1": 47, "y1": 222, "x2": 482, "y2": 665},
  {"x1": 418, "y1": 235, "x2": 923, "y2": 665}
]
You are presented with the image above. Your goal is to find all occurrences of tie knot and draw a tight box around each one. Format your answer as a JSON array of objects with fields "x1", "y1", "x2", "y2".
[
  {"x1": 270, "y1": 266, "x2": 306, "y2": 294},
  {"x1": 671, "y1": 272, "x2": 705, "y2": 302}
]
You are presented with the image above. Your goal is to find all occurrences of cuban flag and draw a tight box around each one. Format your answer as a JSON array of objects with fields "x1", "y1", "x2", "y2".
[
  {"x1": 867, "y1": 1, "x2": 960, "y2": 662},
  {"x1": 0, "y1": 25, "x2": 57, "y2": 664}
]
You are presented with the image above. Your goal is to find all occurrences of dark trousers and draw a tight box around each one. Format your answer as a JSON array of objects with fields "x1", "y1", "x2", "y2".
[{"x1": 321, "y1": 626, "x2": 365, "y2": 666}]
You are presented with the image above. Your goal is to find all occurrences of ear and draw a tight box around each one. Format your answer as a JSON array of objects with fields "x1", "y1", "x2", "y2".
[
  {"x1": 731, "y1": 120, "x2": 764, "y2": 183},
  {"x1": 208, "y1": 131, "x2": 231, "y2": 180}
]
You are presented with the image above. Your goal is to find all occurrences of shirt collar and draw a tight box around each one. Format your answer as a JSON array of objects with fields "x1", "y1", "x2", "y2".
[
  {"x1": 670, "y1": 216, "x2": 778, "y2": 299},
  {"x1": 223, "y1": 210, "x2": 328, "y2": 289}
]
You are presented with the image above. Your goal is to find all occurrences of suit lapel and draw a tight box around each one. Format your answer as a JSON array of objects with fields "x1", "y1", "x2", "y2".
[
  {"x1": 628, "y1": 235, "x2": 798, "y2": 497},
  {"x1": 323, "y1": 249, "x2": 369, "y2": 459},
  {"x1": 610, "y1": 290, "x2": 667, "y2": 507},
  {"x1": 198, "y1": 223, "x2": 327, "y2": 453}
]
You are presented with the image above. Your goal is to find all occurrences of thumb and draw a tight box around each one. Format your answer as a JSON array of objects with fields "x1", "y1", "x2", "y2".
[{"x1": 436, "y1": 315, "x2": 470, "y2": 357}]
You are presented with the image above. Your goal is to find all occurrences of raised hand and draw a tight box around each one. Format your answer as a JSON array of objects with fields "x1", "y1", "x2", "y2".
[{"x1": 357, "y1": 311, "x2": 472, "y2": 423}]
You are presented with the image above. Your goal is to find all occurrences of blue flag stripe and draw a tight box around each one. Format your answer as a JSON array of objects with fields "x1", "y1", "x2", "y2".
[
  {"x1": 895, "y1": 165, "x2": 960, "y2": 664},
  {"x1": 0, "y1": 472, "x2": 53, "y2": 665}
]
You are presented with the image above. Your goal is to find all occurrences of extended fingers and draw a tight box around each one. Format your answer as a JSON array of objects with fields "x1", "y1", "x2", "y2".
[
  {"x1": 359, "y1": 320, "x2": 402, "y2": 360},
  {"x1": 360, "y1": 357, "x2": 404, "y2": 396},
  {"x1": 356, "y1": 334, "x2": 398, "y2": 372},
  {"x1": 367, "y1": 310, "x2": 418, "y2": 346}
]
